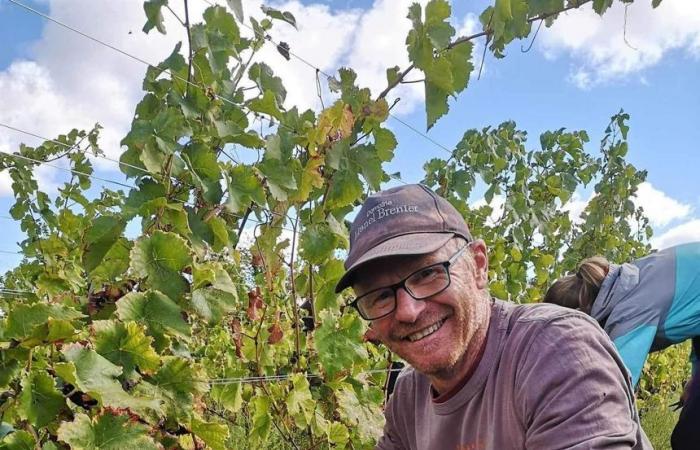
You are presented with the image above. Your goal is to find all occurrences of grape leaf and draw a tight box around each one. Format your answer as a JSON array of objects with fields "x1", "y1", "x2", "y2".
[
  {"x1": 116, "y1": 290, "x2": 190, "y2": 350},
  {"x1": 130, "y1": 231, "x2": 192, "y2": 301},
  {"x1": 17, "y1": 371, "x2": 66, "y2": 428},
  {"x1": 191, "y1": 417, "x2": 229, "y2": 450},
  {"x1": 261, "y1": 5, "x2": 297, "y2": 29},
  {"x1": 146, "y1": 357, "x2": 208, "y2": 419},
  {"x1": 4, "y1": 304, "x2": 84, "y2": 342},
  {"x1": 93, "y1": 320, "x2": 161, "y2": 378},
  {"x1": 142, "y1": 0, "x2": 167, "y2": 34},
  {"x1": 58, "y1": 346, "x2": 162, "y2": 414},
  {"x1": 224, "y1": 164, "x2": 266, "y2": 214},
  {"x1": 58, "y1": 412, "x2": 158, "y2": 450}
]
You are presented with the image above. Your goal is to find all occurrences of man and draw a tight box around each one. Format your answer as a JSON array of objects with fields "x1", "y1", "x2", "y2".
[{"x1": 334, "y1": 184, "x2": 651, "y2": 450}]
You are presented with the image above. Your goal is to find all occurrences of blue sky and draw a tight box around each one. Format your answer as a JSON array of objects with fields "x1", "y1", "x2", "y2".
[{"x1": 1, "y1": 0, "x2": 699, "y2": 273}]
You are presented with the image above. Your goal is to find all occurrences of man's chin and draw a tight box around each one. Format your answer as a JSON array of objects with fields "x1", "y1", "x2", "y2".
[{"x1": 397, "y1": 350, "x2": 461, "y2": 376}]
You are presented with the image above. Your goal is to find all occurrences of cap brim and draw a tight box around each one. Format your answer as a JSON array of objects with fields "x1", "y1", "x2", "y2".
[{"x1": 334, "y1": 232, "x2": 454, "y2": 293}]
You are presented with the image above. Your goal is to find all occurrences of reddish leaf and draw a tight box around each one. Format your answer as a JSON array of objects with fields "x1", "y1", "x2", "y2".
[
  {"x1": 246, "y1": 287, "x2": 264, "y2": 321},
  {"x1": 267, "y1": 323, "x2": 283, "y2": 345},
  {"x1": 229, "y1": 318, "x2": 243, "y2": 357}
]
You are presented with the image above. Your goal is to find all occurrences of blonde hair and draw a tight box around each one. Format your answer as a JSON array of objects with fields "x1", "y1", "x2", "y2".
[{"x1": 543, "y1": 256, "x2": 610, "y2": 314}]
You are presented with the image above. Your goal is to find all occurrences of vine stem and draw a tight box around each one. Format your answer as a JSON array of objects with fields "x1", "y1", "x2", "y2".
[
  {"x1": 376, "y1": 0, "x2": 594, "y2": 100},
  {"x1": 183, "y1": 0, "x2": 194, "y2": 94},
  {"x1": 288, "y1": 211, "x2": 302, "y2": 368}
]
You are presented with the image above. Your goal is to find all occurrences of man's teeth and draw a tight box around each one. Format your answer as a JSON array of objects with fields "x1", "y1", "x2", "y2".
[{"x1": 407, "y1": 319, "x2": 445, "y2": 342}]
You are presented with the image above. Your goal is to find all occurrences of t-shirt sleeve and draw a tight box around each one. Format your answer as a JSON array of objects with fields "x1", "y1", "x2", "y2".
[
  {"x1": 517, "y1": 313, "x2": 649, "y2": 450},
  {"x1": 375, "y1": 377, "x2": 409, "y2": 450}
]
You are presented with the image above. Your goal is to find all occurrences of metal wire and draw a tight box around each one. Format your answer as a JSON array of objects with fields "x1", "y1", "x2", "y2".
[
  {"x1": 205, "y1": 367, "x2": 406, "y2": 385},
  {"x1": 0, "y1": 150, "x2": 135, "y2": 189}
]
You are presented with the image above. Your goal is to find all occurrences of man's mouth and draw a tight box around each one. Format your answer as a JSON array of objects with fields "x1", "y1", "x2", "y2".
[{"x1": 405, "y1": 318, "x2": 446, "y2": 342}]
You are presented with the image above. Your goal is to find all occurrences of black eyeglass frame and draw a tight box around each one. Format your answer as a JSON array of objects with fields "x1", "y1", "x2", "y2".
[{"x1": 348, "y1": 242, "x2": 470, "y2": 321}]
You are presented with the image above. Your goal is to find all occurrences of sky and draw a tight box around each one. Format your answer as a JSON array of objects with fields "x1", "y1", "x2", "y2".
[{"x1": 0, "y1": 0, "x2": 699, "y2": 274}]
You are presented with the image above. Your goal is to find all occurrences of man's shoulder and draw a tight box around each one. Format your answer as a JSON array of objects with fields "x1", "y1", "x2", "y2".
[
  {"x1": 500, "y1": 300, "x2": 599, "y2": 329},
  {"x1": 497, "y1": 300, "x2": 606, "y2": 348}
]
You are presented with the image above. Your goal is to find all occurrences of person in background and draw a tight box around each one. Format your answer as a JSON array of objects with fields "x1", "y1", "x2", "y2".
[
  {"x1": 544, "y1": 242, "x2": 700, "y2": 450},
  {"x1": 335, "y1": 183, "x2": 651, "y2": 450}
]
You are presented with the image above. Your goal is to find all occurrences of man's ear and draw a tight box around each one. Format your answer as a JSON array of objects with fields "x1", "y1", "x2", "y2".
[{"x1": 469, "y1": 239, "x2": 489, "y2": 289}]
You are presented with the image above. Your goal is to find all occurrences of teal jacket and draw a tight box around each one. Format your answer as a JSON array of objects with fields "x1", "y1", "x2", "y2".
[{"x1": 590, "y1": 242, "x2": 700, "y2": 386}]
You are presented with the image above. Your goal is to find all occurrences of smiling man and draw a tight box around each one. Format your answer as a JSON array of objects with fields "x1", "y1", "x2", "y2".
[{"x1": 335, "y1": 184, "x2": 651, "y2": 450}]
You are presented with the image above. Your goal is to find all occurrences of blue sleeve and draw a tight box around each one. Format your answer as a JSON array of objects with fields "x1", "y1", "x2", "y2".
[{"x1": 613, "y1": 325, "x2": 658, "y2": 387}]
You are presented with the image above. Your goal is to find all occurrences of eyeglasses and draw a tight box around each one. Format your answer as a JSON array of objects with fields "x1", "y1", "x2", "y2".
[{"x1": 349, "y1": 242, "x2": 470, "y2": 321}]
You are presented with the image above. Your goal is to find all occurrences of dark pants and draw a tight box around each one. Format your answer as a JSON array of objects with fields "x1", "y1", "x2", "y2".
[{"x1": 671, "y1": 338, "x2": 700, "y2": 450}]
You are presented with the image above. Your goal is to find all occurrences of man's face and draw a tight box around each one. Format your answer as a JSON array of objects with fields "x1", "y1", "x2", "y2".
[{"x1": 352, "y1": 239, "x2": 490, "y2": 377}]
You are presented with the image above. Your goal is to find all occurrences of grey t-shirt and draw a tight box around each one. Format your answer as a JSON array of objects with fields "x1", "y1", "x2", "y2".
[{"x1": 376, "y1": 300, "x2": 652, "y2": 450}]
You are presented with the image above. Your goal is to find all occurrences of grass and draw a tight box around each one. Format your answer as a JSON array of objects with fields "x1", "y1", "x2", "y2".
[{"x1": 639, "y1": 393, "x2": 681, "y2": 450}]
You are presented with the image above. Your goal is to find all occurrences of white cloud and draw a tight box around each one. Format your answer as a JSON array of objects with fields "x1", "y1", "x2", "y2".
[
  {"x1": 0, "y1": 171, "x2": 12, "y2": 197},
  {"x1": 634, "y1": 181, "x2": 692, "y2": 228},
  {"x1": 651, "y1": 219, "x2": 700, "y2": 249},
  {"x1": 471, "y1": 194, "x2": 505, "y2": 226},
  {"x1": 538, "y1": 0, "x2": 700, "y2": 88},
  {"x1": 562, "y1": 191, "x2": 591, "y2": 224}
]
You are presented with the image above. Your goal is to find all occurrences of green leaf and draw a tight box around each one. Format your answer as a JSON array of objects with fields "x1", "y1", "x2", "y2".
[
  {"x1": 300, "y1": 223, "x2": 340, "y2": 265},
  {"x1": 315, "y1": 259, "x2": 346, "y2": 312},
  {"x1": 261, "y1": 5, "x2": 297, "y2": 29},
  {"x1": 425, "y1": 0, "x2": 454, "y2": 50},
  {"x1": 325, "y1": 169, "x2": 363, "y2": 210},
  {"x1": 190, "y1": 262, "x2": 238, "y2": 323},
  {"x1": 350, "y1": 146, "x2": 385, "y2": 191},
  {"x1": 226, "y1": 0, "x2": 244, "y2": 22},
  {"x1": 225, "y1": 165, "x2": 266, "y2": 214},
  {"x1": 116, "y1": 290, "x2": 190, "y2": 348},
  {"x1": 82, "y1": 215, "x2": 127, "y2": 274},
  {"x1": 386, "y1": 66, "x2": 400, "y2": 86},
  {"x1": 652, "y1": 0, "x2": 663, "y2": 7},
  {"x1": 374, "y1": 128, "x2": 397, "y2": 161},
  {"x1": 425, "y1": 80, "x2": 449, "y2": 130},
  {"x1": 251, "y1": 396, "x2": 271, "y2": 443},
  {"x1": 4, "y1": 304, "x2": 84, "y2": 342},
  {"x1": 593, "y1": 0, "x2": 614, "y2": 15},
  {"x1": 148, "y1": 357, "x2": 208, "y2": 418},
  {"x1": 182, "y1": 144, "x2": 223, "y2": 204},
  {"x1": 191, "y1": 417, "x2": 229, "y2": 450},
  {"x1": 58, "y1": 412, "x2": 158, "y2": 450},
  {"x1": 335, "y1": 384, "x2": 384, "y2": 440},
  {"x1": 248, "y1": 90, "x2": 283, "y2": 120},
  {"x1": 249, "y1": 62, "x2": 287, "y2": 105},
  {"x1": 142, "y1": 0, "x2": 167, "y2": 34},
  {"x1": 446, "y1": 41, "x2": 474, "y2": 94},
  {"x1": 89, "y1": 238, "x2": 132, "y2": 283},
  {"x1": 93, "y1": 320, "x2": 160, "y2": 378},
  {"x1": 316, "y1": 311, "x2": 368, "y2": 378},
  {"x1": 0, "y1": 430, "x2": 34, "y2": 450},
  {"x1": 406, "y1": 4, "x2": 432, "y2": 70},
  {"x1": 130, "y1": 231, "x2": 192, "y2": 301},
  {"x1": 327, "y1": 422, "x2": 350, "y2": 446},
  {"x1": 192, "y1": 288, "x2": 237, "y2": 324},
  {"x1": 527, "y1": 0, "x2": 564, "y2": 17},
  {"x1": 285, "y1": 374, "x2": 315, "y2": 427},
  {"x1": 59, "y1": 346, "x2": 161, "y2": 414},
  {"x1": 210, "y1": 380, "x2": 242, "y2": 413},
  {"x1": 496, "y1": 0, "x2": 513, "y2": 20},
  {"x1": 257, "y1": 157, "x2": 297, "y2": 201},
  {"x1": 17, "y1": 371, "x2": 66, "y2": 428}
]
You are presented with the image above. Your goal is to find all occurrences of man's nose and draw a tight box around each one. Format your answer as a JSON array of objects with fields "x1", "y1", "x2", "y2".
[{"x1": 393, "y1": 287, "x2": 426, "y2": 323}]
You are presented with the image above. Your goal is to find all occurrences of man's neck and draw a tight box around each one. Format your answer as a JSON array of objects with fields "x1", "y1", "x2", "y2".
[{"x1": 429, "y1": 309, "x2": 491, "y2": 395}]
